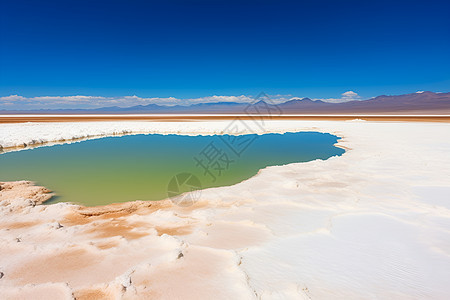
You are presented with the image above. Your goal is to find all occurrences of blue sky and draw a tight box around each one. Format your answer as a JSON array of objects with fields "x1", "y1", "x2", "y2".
[{"x1": 0, "y1": 0, "x2": 449, "y2": 108}]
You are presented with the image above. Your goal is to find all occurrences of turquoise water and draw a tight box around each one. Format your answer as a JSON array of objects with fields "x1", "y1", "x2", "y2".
[{"x1": 0, "y1": 132, "x2": 344, "y2": 206}]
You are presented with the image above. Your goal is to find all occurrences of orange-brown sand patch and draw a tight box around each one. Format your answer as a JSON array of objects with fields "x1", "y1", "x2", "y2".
[
  {"x1": 94, "y1": 240, "x2": 120, "y2": 250},
  {"x1": 84, "y1": 218, "x2": 149, "y2": 240},
  {"x1": 154, "y1": 225, "x2": 192, "y2": 236},
  {"x1": 0, "y1": 220, "x2": 42, "y2": 230},
  {"x1": 73, "y1": 288, "x2": 113, "y2": 300},
  {"x1": 9, "y1": 248, "x2": 97, "y2": 286},
  {"x1": 0, "y1": 181, "x2": 53, "y2": 206},
  {"x1": 62, "y1": 200, "x2": 173, "y2": 226},
  {"x1": 1, "y1": 115, "x2": 449, "y2": 123}
]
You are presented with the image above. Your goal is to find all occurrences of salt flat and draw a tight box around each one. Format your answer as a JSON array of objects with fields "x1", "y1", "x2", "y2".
[{"x1": 0, "y1": 120, "x2": 450, "y2": 299}]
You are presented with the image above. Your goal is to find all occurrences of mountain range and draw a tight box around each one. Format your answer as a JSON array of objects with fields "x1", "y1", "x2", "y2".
[{"x1": 1, "y1": 91, "x2": 449, "y2": 115}]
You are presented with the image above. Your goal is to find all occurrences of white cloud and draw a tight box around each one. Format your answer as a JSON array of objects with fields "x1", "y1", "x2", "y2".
[
  {"x1": 341, "y1": 91, "x2": 360, "y2": 100},
  {"x1": 319, "y1": 91, "x2": 362, "y2": 103},
  {"x1": 0, "y1": 92, "x2": 365, "y2": 110},
  {"x1": 0, "y1": 94, "x2": 262, "y2": 110}
]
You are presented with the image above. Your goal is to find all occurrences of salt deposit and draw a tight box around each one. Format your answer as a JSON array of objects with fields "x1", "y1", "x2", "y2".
[{"x1": 1, "y1": 120, "x2": 449, "y2": 299}]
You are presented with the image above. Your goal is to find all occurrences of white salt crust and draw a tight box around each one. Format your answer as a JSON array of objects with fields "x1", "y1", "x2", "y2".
[{"x1": 0, "y1": 120, "x2": 450, "y2": 299}]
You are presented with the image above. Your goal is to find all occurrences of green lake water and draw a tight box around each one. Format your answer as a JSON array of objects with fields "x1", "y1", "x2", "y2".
[{"x1": 0, "y1": 132, "x2": 344, "y2": 206}]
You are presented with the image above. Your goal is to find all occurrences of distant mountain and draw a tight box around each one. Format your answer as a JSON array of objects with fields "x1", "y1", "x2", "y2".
[
  {"x1": 272, "y1": 92, "x2": 450, "y2": 114},
  {"x1": 1, "y1": 91, "x2": 449, "y2": 114},
  {"x1": 319, "y1": 91, "x2": 450, "y2": 114}
]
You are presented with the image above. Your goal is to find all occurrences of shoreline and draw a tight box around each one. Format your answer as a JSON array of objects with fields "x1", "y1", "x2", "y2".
[
  {"x1": 0, "y1": 117, "x2": 448, "y2": 155},
  {"x1": 1, "y1": 114, "x2": 450, "y2": 123}
]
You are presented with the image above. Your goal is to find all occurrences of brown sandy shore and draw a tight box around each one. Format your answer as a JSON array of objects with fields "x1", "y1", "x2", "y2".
[{"x1": 1, "y1": 114, "x2": 450, "y2": 123}]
